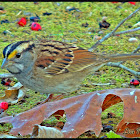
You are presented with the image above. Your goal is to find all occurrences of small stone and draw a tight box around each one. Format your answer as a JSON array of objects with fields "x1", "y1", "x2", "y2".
[
  {"x1": 55, "y1": 2, "x2": 60, "y2": 6},
  {"x1": 66, "y1": 6, "x2": 80, "y2": 12},
  {"x1": 107, "y1": 112, "x2": 116, "y2": 118},
  {"x1": 102, "y1": 124, "x2": 113, "y2": 132},
  {"x1": 82, "y1": 22, "x2": 89, "y2": 27},
  {"x1": 23, "y1": 11, "x2": 33, "y2": 16},
  {"x1": 43, "y1": 12, "x2": 52, "y2": 16},
  {"x1": 1, "y1": 19, "x2": 9, "y2": 24},
  {"x1": 128, "y1": 38, "x2": 138, "y2": 42},
  {"x1": 98, "y1": 31, "x2": 104, "y2": 34},
  {"x1": 108, "y1": 120, "x2": 113, "y2": 124},
  {"x1": 30, "y1": 14, "x2": 40, "y2": 22},
  {"x1": 0, "y1": 6, "x2": 4, "y2": 10}
]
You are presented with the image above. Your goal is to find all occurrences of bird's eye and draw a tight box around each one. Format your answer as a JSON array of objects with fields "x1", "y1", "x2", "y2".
[{"x1": 16, "y1": 53, "x2": 21, "y2": 58}]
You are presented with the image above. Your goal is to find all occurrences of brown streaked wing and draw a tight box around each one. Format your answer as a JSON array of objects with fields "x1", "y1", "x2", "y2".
[
  {"x1": 35, "y1": 40, "x2": 106, "y2": 75},
  {"x1": 44, "y1": 48, "x2": 74, "y2": 75},
  {"x1": 35, "y1": 42, "x2": 75, "y2": 75},
  {"x1": 67, "y1": 48, "x2": 104, "y2": 72}
]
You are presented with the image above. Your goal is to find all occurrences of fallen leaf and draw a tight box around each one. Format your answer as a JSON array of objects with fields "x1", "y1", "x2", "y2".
[
  {"x1": 0, "y1": 134, "x2": 17, "y2": 138},
  {"x1": 55, "y1": 121, "x2": 64, "y2": 129},
  {"x1": 0, "y1": 82, "x2": 26, "y2": 105},
  {"x1": 31, "y1": 124, "x2": 64, "y2": 138},
  {"x1": 0, "y1": 89, "x2": 18, "y2": 100},
  {"x1": 0, "y1": 88, "x2": 139, "y2": 138}
]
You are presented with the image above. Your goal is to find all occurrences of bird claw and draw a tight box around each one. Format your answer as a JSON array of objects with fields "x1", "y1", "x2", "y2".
[
  {"x1": 36, "y1": 94, "x2": 64, "y2": 105},
  {"x1": 36, "y1": 94, "x2": 54, "y2": 105}
]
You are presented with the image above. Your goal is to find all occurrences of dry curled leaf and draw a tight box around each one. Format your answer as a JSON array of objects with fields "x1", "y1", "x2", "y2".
[
  {"x1": 0, "y1": 88, "x2": 139, "y2": 138},
  {"x1": 0, "y1": 134, "x2": 17, "y2": 138},
  {"x1": 31, "y1": 124, "x2": 64, "y2": 138},
  {"x1": 0, "y1": 82, "x2": 26, "y2": 105}
]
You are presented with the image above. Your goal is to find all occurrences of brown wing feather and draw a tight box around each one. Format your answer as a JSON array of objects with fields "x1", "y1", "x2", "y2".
[
  {"x1": 44, "y1": 49, "x2": 74, "y2": 75},
  {"x1": 35, "y1": 40, "x2": 140, "y2": 75},
  {"x1": 35, "y1": 41, "x2": 76, "y2": 75},
  {"x1": 67, "y1": 48, "x2": 101, "y2": 72},
  {"x1": 35, "y1": 40, "x2": 107, "y2": 75}
]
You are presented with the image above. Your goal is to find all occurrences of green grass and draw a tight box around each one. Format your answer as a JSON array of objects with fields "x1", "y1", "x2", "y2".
[{"x1": 0, "y1": 2, "x2": 140, "y2": 138}]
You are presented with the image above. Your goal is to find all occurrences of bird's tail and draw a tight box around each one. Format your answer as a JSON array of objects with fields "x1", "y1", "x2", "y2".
[{"x1": 105, "y1": 53, "x2": 140, "y2": 62}]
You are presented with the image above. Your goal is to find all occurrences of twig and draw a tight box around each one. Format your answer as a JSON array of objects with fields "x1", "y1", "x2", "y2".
[
  {"x1": 92, "y1": 83, "x2": 114, "y2": 86},
  {"x1": 114, "y1": 27, "x2": 140, "y2": 36},
  {"x1": 0, "y1": 73, "x2": 14, "y2": 79},
  {"x1": 107, "y1": 62, "x2": 140, "y2": 76},
  {"x1": 99, "y1": 44, "x2": 119, "y2": 46},
  {"x1": 16, "y1": 11, "x2": 22, "y2": 16},
  {"x1": 89, "y1": 7, "x2": 140, "y2": 76},
  {"x1": 117, "y1": 44, "x2": 140, "y2": 65},
  {"x1": 106, "y1": 44, "x2": 140, "y2": 76},
  {"x1": 132, "y1": 44, "x2": 140, "y2": 54},
  {"x1": 88, "y1": 7, "x2": 140, "y2": 52}
]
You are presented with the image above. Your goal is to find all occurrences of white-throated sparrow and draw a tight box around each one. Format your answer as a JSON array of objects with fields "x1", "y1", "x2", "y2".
[{"x1": 1, "y1": 40, "x2": 140, "y2": 95}]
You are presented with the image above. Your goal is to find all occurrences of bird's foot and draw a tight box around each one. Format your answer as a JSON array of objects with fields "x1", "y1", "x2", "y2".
[{"x1": 37, "y1": 94, "x2": 64, "y2": 105}]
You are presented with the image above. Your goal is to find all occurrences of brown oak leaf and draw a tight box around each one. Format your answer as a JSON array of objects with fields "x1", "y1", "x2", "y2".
[{"x1": 0, "y1": 88, "x2": 139, "y2": 138}]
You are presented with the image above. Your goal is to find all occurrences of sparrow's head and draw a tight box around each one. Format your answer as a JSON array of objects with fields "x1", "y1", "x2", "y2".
[{"x1": 1, "y1": 41, "x2": 35, "y2": 74}]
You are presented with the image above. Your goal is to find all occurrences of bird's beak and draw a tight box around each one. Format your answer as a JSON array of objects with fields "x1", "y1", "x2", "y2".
[{"x1": 1, "y1": 58, "x2": 8, "y2": 69}]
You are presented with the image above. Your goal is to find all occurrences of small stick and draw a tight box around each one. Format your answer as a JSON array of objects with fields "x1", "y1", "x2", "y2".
[
  {"x1": 114, "y1": 27, "x2": 140, "y2": 36},
  {"x1": 107, "y1": 62, "x2": 140, "y2": 76},
  {"x1": 92, "y1": 83, "x2": 114, "y2": 86},
  {"x1": 16, "y1": 11, "x2": 22, "y2": 16},
  {"x1": 0, "y1": 73, "x2": 14, "y2": 79},
  {"x1": 88, "y1": 7, "x2": 140, "y2": 51},
  {"x1": 132, "y1": 45, "x2": 140, "y2": 54}
]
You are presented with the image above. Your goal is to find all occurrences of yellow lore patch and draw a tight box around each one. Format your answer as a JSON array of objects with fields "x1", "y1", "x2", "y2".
[
  {"x1": 8, "y1": 50, "x2": 17, "y2": 59},
  {"x1": 2, "y1": 53, "x2": 4, "y2": 58}
]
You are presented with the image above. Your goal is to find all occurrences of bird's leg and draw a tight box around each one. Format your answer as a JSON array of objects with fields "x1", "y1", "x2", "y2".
[
  {"x1": 37, "y1": 93, "x2": 64, "y2": 105},
  {"x1": 37, "y1": 93, "x2": 54, "y2": 105}
]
